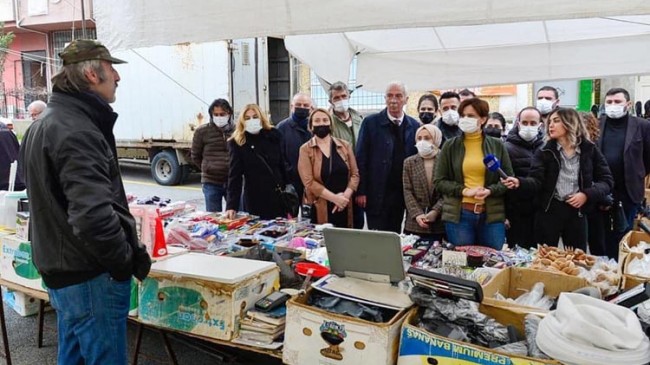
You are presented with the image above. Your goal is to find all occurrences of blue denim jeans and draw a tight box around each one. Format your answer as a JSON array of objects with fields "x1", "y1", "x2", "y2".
[
  {"x1": 445, "y1": 209, "x2": 505, "y2": 250},
  {"x1": 48, "y1": 273, "x2": 131, "y2": 365},
  {"x1": 202, "y1": 183, "x2": 227, "y2": 212}
]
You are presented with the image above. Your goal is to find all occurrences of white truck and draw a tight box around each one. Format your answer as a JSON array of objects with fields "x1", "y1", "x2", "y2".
[{"x1": 111, "y1": 38, "x2": 293, "y2": 185}]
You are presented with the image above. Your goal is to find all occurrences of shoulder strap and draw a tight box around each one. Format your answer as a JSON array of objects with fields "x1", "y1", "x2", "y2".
[{"x1": 251, "y1": 147, "x2": 283, "y2": 191}]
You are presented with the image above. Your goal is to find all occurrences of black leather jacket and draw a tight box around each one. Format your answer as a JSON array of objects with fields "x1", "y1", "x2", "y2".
[{"x1": 19, "y1": 90, "x2": 151, "y2": 289}]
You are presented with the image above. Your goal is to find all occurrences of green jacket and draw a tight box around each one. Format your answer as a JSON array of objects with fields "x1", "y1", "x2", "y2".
[
  {"x1": 331, "y1": 108, "x2": 363, "y2": 150},
  {"x1": 434, "y1": 135, "x2": 514, "y2": 224}
]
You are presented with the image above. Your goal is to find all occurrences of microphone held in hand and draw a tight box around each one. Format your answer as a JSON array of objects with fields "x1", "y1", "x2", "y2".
[{"x1": 483, "y1": 154, "x2": 509, "y2": 179}]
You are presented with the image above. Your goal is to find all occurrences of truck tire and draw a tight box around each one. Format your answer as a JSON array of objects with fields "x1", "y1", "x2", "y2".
[
  {"x1": 178, "y1": 165, "x2": 192, "y2": 184},
  {"x1": 151, "y1": 150, "x2": 181, "y2": 186}
]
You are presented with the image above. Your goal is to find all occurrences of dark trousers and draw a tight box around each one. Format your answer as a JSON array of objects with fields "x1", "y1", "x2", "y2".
[
  {"x1": 603, "y1": 197, "x2": 640, "y2": 260},
  {"x1": 587, "y1": 210, "x2": 607, "y2": 256},
  {"x1": 534, "y1": 199, "x2": 587, "y2": 250},
  {"x1": 353, "y1": 194, "x2": 365, "y2": 229},
  {"x1": 506, "y1": 211, "x2": 536, "y2": 249},
  {"x1": 367, "y1": 189, "x2": 404, "y2": 234}
]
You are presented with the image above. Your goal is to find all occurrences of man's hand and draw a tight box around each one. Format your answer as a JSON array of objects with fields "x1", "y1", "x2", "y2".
[
  {"x1": 356, "y1": 195, "x2": 367, "y2": 208},
  {"x1": 225, "y1": 209, "x2": 236, "y2": 219}
]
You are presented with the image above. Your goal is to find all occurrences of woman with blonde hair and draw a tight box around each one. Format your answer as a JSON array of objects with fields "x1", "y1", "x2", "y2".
[
  {"x1": 502, "y1": 108, "x2": 613, "y2": 249},
  {"x1": 225, "y1": 104, "x2": 291, "y2": 219},
  {"x1": 298, "y1": 108, "x2": 359, "y2": 227},
  {"x1": 403, "y1": 124, "x2": 445, "y2": 240}
]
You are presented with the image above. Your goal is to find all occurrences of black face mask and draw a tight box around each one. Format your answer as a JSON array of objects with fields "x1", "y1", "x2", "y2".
[
  {"x1": 312, "y1": 125, "x2": 331, "y2": 139},
  {"x1": 419, "y1": 112, "x2": 435, "y2": 124},
  {"x1": 293, "y1": 107, "x2": 310, "y2": 121},
  {"x1": 484, "y1": 127, "x2": 502, "y2": 138}
]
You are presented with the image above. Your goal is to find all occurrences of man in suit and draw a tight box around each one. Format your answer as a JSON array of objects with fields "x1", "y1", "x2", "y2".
[
  {"x1": 355, "y1": 82, "x2": 419, "y2": 233},
  {"x1": 597, "y1": 87, "x2": 650, "y2": 259}
]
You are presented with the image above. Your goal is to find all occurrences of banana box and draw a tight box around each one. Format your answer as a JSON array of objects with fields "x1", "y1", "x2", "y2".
[
  {"x1": 0, "y1": 234, "x2": 46, "y2": 292},
  {"x1": 397, "y1": 309, "x2": 559, "y2": 365},
  {"x1": 138, "y1": 253, "x2": 279, "y2": 341}
]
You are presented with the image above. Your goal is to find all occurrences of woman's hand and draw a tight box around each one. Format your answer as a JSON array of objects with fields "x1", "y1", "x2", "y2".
[
  {"x1": 501, "y1": 177, "x2": 520, "y2": 190},
  {"x1": 332, "y1": 193, "x2": 350, "y2": 211},
  {"x1": 415, "y1": 215, "x2": 430, "y2": 229},
  {"x1": 566, "y1": 192, "x2": 587, "y2": 208},
  {"x1": 462, "y1": 187, "x2": 480, "y2": 197},
  {"x1": 474, "y1": 188, "x2": 491, "y2": 200},
  {"x1": 225, "y1": 209, "x2": 236, "y2": 219}
]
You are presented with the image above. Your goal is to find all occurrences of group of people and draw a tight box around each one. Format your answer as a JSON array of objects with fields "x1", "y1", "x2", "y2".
[
  {"x1": 194, "y1": 81, "x2": 650, "y2": 259},
  {"x1": 7, "y1": 38, "x2": 650, "y2": 365}
]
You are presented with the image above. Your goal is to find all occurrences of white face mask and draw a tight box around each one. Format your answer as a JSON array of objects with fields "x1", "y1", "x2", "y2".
[
  {"x1": 213, "y1": 116, "x2": 229, "y2": 128},
  {"x1": 518, "y1": 125, "x2": 539, "y2": 142},
  {"x1": 333, "y1": 99, "x2": 349, "y2": 113},
  {"x1": 605, "y1": 104, "x2": 627, "y2": 119},
  {"x1": 458, "y1": 117, "x2": 479, "y2": 134},
  {"x1": 537, "y1": 99, "x2": 555, "y2": 115},
  {"x1": 442, "y1": 110, "x2": 459, "y2": 126},
  {"x1": 245, "y1": 118, "x2": 263, "y2": 134},
  {"x1": 415, "y1": 140, "x2": 438, "y2": 158}
]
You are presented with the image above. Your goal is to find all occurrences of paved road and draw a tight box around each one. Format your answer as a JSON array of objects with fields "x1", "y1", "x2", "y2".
[{"x1": 3, "y1": 163, "x2": 282, "y2": 364}]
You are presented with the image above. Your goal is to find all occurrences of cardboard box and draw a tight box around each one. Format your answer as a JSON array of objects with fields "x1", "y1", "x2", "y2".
[
  {"x1": 283, "y1": 289, "x2": 409, "y2": 365},
  {"x1": 481, "y1": 267, "x2": 588, "y2": 333},
  {"x1": 1, "y1": 287, "x2": 39, "y2": 317},
  {"x1": 0, "y1": 235, "x2": 45, "y2": 292},
  {"x1": 397, "y1": 308, "x2": 559, "y2": 365},
  {"x1": 138, "y1": 253, "x2": 279, "y2": 341},
  {"x1": 15, "y1": 212, "x2": 29, "y2": 241},
  {"x1": 622, "y1": 274, "x2": 648, "y2": 291},
  {"x1": 619, "y1": 231, "x2": 650, "y2": 272}
]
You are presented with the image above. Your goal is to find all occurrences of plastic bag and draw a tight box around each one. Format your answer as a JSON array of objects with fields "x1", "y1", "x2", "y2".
[
  {"x1": 628, "y1": 254, "x2": 650, "y2": 279},
  {"x1": 494, "y1": 341, "x2": 528, "y2": 357},
  {"x1": 514, "y1": 282, "x2": 554, "y2": 310},
  {"x1": 525, "y1": 314, "x2": 551, "y2": 359},
  {"x1": 410, "y1": 286, "x2": 509, "y2": 346}
]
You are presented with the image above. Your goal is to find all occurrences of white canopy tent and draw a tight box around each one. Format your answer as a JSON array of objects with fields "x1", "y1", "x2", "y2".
[{"x1": 94, "y1": 0, "x2": 650, "y2": 91}]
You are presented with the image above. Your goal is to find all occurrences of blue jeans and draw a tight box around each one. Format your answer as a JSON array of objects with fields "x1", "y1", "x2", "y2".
[
  {"x1": 445, "y1": 210, "x2": 505, "y2": 250},
  {"x1": 48, "y1": 273, "x2": 131, "y2": 365},
  {"x1": 202, "y1": 183, "x2": 227, "y2": 212}
]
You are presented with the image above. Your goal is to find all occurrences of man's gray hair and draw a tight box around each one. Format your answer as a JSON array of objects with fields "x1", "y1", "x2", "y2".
[
  {"x1": 27, "y1": 100, "x2": 47, "y2": 113},
  {"x1": 51, "y1": 59, "x2": 106, "y2": 94},
  {"x1": 328, "y1": 81, "x2": 349, "y2": 101},
  {"x1": 385, "y1": 81, "x2": 407, "y2": 96}
]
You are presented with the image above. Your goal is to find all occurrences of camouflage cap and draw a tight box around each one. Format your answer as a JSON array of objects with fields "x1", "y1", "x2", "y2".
[{"x1": 59, "y1": 39, "x2": 127, "y2": 66}]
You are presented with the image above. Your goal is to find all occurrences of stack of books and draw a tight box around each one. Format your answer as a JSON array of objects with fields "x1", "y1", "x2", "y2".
[{"x1": 233, "y1": 305, "x2": 286, "y2": 349}]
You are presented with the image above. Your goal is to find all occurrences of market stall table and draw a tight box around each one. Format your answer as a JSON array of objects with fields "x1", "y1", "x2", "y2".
[{"x1": 0, "y1": 278, "x2": 283, "y2": 365}]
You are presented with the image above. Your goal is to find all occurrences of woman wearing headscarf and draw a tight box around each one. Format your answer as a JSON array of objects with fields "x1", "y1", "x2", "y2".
[{"x1": 403, "y1": 124, "x2": 445, "y2": 240}]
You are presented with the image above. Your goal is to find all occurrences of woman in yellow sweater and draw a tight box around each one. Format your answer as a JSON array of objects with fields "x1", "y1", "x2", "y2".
[{"x1": 434, "y1": 98, "x2": 513, "y2": 249}]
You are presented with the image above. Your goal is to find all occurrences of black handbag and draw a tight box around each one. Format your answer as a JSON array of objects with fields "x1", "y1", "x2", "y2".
[{"x1": 253, "y1": 150, "x2": 300, "y2": 218}]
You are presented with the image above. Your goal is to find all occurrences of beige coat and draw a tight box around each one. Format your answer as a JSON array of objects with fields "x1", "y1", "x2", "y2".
[{"x1": 298, "y1": 137, "x2": 360, "y2": 227}]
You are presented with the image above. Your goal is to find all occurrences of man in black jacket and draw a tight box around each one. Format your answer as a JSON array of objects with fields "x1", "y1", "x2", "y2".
[
  {"x1": 597, "y1": 87, "x2": 650, "y2": 259},
  {"x1": 277, "y1": 92, "x2": 313, "y2": 202},
  {"x1": 19, "y1": 39, "x2": 151, "y2": 365},
  {"x1": 504, "y1": 107, "x2": 544, "y2": 248}
]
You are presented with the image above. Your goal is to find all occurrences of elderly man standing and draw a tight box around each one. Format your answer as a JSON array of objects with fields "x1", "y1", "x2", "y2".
[
  {"x1": 27, "y1": 100, "x2": 47, "y2": 121},
  {"x1": 277, "y1": 92, "x2": 313, "y2": 203},
  {"x1": 356, "y1": 82, "x2": 419, "y2": 233},
  {"x1": 19, "y1": 40, "x2": 151, "y2": 365}
]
